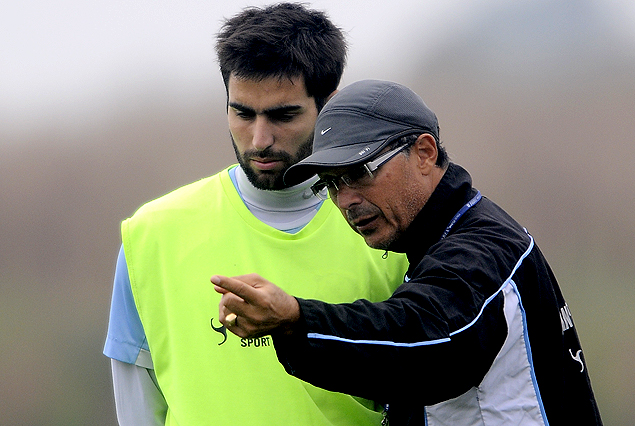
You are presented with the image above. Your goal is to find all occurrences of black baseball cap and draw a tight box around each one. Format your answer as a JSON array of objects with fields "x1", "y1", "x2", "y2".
[{"x1": 284, "y1": 79, "x2": 439, "y2": 185}]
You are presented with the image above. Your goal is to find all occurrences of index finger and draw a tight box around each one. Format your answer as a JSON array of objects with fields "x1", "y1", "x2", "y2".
[{"x1": 211, "y1": 275, "x2": 259, "y2": 303}]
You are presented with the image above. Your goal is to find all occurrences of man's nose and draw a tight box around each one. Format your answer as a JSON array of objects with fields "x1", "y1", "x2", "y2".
[
  {"x1": 333, "y1": 183, "x2": 363, "y2": 210},
  {"x1": 252, "y1": 116, "x2": 275, "y2": 150}
]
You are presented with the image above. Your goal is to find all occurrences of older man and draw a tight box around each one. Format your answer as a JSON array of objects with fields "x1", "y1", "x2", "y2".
[{"x1": 213, "y1": 80, "x2": 603, "y2": 425}]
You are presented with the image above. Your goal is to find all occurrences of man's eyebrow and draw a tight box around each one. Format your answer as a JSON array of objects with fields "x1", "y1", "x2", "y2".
[
  {"x1": 228, "y1": 102, "x2": 303, "y2": 115},
  {"x1": 228, "y1": 102, "x2": 254, "y2": 113}
]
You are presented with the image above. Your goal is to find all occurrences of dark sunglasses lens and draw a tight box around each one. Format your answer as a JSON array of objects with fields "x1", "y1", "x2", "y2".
[{"x1": 342, "y1": 166, "x2": 370, "y2": 186}]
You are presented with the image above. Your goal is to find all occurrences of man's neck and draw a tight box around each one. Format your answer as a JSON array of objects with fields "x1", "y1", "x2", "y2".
[{"x1": 231, "y1": 166, "x2": 323, "y2": 233}]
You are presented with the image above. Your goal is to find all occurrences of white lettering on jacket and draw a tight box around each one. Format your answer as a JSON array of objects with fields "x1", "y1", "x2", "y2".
[{"x1": 560, "y1": 304, "x2": 574, "y2": 332}]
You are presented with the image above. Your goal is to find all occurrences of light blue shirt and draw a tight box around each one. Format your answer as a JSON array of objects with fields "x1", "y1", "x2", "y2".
[{"x1": 104, "y1": 245, "x2": 151, "y2": 365}]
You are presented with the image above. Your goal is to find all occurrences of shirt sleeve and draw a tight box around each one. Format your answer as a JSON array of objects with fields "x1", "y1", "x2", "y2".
[
  {"x1": 111, "y1": 359, "x2": 167, "y2": 425},
  {"x1": 103, "y1": 245, "x2": 153, "y2": 368}
]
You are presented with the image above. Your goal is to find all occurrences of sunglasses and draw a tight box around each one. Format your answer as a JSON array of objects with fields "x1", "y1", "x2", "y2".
[{"x1": 311, "y1": 143, "x2": 411, "y2": 200}]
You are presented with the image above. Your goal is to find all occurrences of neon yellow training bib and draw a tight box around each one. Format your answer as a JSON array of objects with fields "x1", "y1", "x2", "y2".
[{"x1": 123, "y1": 167, "x2": 408, "y2": 426}]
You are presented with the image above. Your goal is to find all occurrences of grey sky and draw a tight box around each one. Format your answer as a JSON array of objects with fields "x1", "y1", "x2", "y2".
[{"x1": 1, "y1": 0, "x2": 634, "y2": 133}]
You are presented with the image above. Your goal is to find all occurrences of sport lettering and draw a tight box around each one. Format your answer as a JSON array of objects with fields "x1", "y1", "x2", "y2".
[{"x1": 240, "y1": 337, "x2": 272, "y2": 348}]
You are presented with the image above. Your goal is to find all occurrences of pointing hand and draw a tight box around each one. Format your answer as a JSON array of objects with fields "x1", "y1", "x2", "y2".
[{"x1": 212, "y1": 273, "x2": 300, "y2": 338}]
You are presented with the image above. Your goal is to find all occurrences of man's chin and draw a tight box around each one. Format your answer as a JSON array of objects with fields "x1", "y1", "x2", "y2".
[
  {"x1": 359, "y1": 230, "x2": 383, "y2": 250},
  {"x1": 360, "y1": 229, "x2": 398, "y2": 251},
  {"x1": 242, "y1": 167, "x2": 287, "y2": 190}
]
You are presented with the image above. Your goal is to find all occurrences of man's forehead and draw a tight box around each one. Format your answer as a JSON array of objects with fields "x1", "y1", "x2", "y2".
[
  {"x1": 227, "y1": 75, "x2": 316, "y2": 116},
  {"x1": 228, "y1": 74, "x2": 309, "y2": 100}
]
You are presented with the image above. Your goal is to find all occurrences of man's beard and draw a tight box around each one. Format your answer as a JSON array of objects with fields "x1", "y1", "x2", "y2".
[{"x1": 231, "y1": 133, "x2": 313, "y2": 190}]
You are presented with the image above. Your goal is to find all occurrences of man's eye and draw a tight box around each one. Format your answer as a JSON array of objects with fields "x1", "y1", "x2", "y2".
[
  {"x1": 236, "y1": 111, "x2": 254, "y2": 119},
  {"x1": 346, "y1": 166, "x2": 369, "y2": 182},
  {"x1": 231, "y1": 108, "x2": 255, "y2": 119},
  {"x1": 270, "y1": 113, "x2": 296, "y2": 122}
]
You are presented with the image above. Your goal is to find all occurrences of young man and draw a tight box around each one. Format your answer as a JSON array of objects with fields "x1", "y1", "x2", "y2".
[
  {"x1": 213, "y1": 80, "x2": 603, "y2": 425},
  {"x1": 103, "y1": 6, "x2": 407, "y2": 426}
]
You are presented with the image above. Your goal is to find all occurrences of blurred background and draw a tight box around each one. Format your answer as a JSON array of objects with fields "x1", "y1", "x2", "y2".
[{"x1": 1, "y1": 0, "x2": 633, "y2": 424}]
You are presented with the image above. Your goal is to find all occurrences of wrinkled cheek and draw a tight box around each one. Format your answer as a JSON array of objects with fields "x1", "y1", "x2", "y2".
[{"x1": 365, "y1": 218, "x2": 400, "y2": 250}]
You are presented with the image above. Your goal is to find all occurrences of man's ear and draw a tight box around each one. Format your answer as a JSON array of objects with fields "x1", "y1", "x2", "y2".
[
  {"x1": 413, "y1": 133, "x2": 438, "y2": 175},
  {"x1": 325, "y1": 90, "x2": 339, "y2": 103}
]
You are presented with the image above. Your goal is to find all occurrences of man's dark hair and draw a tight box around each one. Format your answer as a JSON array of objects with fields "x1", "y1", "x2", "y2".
[
  {"x1": 215, "y1": 3, "x2": 347, "y2": 111},
  {"x1": 392, "y1": 132, "x2": 449, "y2": 169}
]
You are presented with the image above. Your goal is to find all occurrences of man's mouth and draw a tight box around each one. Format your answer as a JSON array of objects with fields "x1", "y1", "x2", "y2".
[
  {"x1": 351, "y1": 215, "x2": 379, "y2": 233},
  {"x1": 251, "y1": 158, "x2": 283, "y2": 171}
]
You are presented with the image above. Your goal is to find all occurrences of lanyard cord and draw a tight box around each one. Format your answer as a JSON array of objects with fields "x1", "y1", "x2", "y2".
[
  {"x1": 403, "y1": 191, "x2": 482, "y2": 286},
  {"x1": 440, "y1": 190, "x2": 482, "y2": 240}
]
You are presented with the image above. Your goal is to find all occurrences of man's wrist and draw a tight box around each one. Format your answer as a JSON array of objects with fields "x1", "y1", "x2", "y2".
[{"x1": 276, "y1": 297, "x2": 304, "y2": 337}]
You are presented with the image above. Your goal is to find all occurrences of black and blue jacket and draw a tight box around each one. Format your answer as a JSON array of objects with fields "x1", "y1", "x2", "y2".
[{"x1": 273, "y1": 163, "x2": 602, "y2": 425}]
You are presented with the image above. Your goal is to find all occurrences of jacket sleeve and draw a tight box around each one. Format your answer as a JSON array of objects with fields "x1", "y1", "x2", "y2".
[{"x1": 272, "y1": 236, "x2": 511, "y2": 405}]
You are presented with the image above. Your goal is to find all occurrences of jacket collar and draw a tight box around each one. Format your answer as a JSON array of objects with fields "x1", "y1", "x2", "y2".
[{"x1": 389, "y1": 163, "x2": 476, "y2": 268}]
